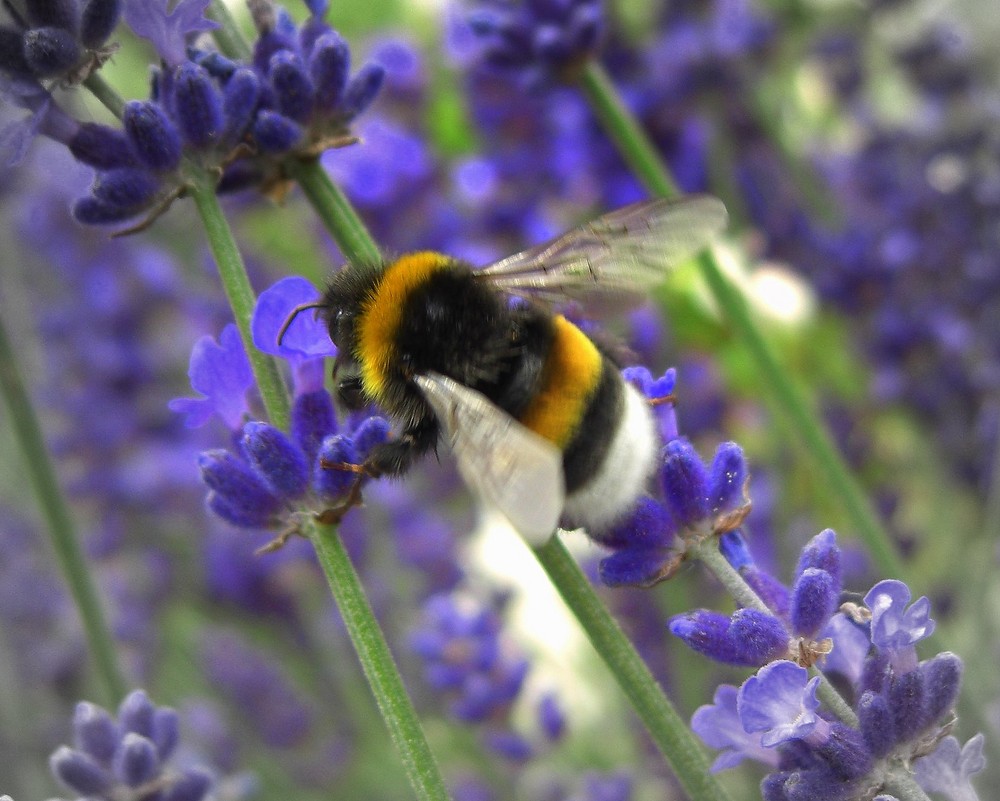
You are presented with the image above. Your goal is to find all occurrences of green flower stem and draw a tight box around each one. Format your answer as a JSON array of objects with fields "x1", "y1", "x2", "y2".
[
  {"x1": 576, "y1": 60, "x2": 905, "y2": 583},
  {"x1": 691, "y1": 537, "x2": 858, "y2": 727},
  {"x1": 83, "y1": 72, "x2": 126, "y2": 119},
  {"x1": 307, "y1": 518, "x2": 451, "y2": 801},
  {"x1": 207, "y1": 0, "x2": 253, "y2": 62},
  {"x1": 0, "y1": 313, "x2": 127, "y2": 706},
  {"x1": 186, "y1": 171, "x2": 291, "y2": 431},
  {"x1": 284, "y1": 158, "x2": 382, "y2": 264},
  {"x1": 882, "y1": 769, "x2": 934, "y2": 801},
  {"x1": 533, "y1": 535, "x2": 735, "y2": 801}
]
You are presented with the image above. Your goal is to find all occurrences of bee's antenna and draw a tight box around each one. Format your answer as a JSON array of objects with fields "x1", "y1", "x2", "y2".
[{"x1": 277, "y1": 301, "x2": 327, "y2": 347}]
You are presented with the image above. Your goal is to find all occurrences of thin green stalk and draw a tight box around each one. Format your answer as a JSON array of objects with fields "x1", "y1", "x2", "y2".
[
  {"x1": 577, "y1": 60, "x2": 905, "y2": 583},
  {"x1": 534, "y1": 536, "x2": 735, "y2": 801},
  {"x1": 881, "y1": 768, "x2": 934, "y2": 801},
  {"x1": 83, "y1": 72, "x2": 125, "y2": 119},
  {"x1": 186, "y1": 171, "x2": 291, "y2": 431},
  {"x1": 307, "y1": 519, "x2": 450, "y2": 801},
  {"x1": 284, "y1": 158, "x2": 382, "y2": 264},
  {"x1": 207, "y1": 0, "x2": 253, "y2": 62},
  {"x1": 0, "y1": 313, "x2": 127, "y2": 706}
]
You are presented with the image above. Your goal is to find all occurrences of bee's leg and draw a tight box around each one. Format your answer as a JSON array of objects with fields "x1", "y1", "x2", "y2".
[{"x1": 363, "y1": 416, "x2": 440, "y2": 478}]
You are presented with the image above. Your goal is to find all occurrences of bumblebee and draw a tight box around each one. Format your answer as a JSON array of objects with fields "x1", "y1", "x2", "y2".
[{"x1": 318, "y1": 196, "x2": 728, "y2": 543}]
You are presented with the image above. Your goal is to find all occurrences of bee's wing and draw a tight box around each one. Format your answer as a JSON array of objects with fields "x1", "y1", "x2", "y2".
[
  {"x1": 476, "y1": 195, "x2": 728, "y2": 308},
  {"x1": 414, "y1": 373, "x2": 564, "y2": 545}
]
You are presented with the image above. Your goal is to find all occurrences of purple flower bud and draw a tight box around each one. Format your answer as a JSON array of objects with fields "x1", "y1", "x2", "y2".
[
  {"x1": 672, "y1": 608, "x2": 785, "y2": 666},
  {"x1": 815, "y1": 722, "x2": 872, "y2": 780},
  {"x1": 72, "y1": 195, "x2": 139, "y2": 225},
  {"x1": 598, "y1": 544, "x2": 672, "y2": 587},
  {"x1": 26, "y1": 0, "x2": 78, "y2": 30},
  {"x1": 794, "y1": 529, "x2": 841, "y2": 588},
  {"x1": 660, "y1": 438, "x2": 709, "y2": 526},
  {"x1": 199, "y1": 449, "x2": 283, "y2": 527},
  {"x1": 269, "y1": 51, "x2": 314, "y2": 123},
  {"x1": 151, "y1": 706, "x2": 179, "y2": 760},
  {"x1": 888, "y1": 669, "x2": 924, "y2": 743},
  {"x1": 340, "y1": 62, "x2": 385, "y2": 119},
  {"x1": 482, "y1": 729, "x2": 534, "y2": 761},
  {"x1": 73, "y1": 702, "x2": 119, "y2": 764},
  {"x1": 291, "y1": 390, "x2": 337, "y2": 465},
  {"x1": 241, "y1": 421, "x2": 309, "y2": 499},
  {"x1": 595, "y1": 496, "x2": 672, "y2": 549},
  {"x1": 919, "y1": 651, "x2": 962, "y2": 725},
  {"x1": 113, "y1": 732, "x2": 160, "y2": 787},
  {"x1": 790, "y1": 567, "x2": 838, "y2": 638},
  {"x1": 161, "y1": 767, "x2": 213, "y2": 801},
  {"x1": 23, "y1": 27, "x2": 82, "y2": 77},
  {"x1": 222, "y1": 66, "x2": 261, "y2": 140},
  {"x1": 0, "y1": 28, "x2": 31, "y2": 78},
  {"x1": 50, "y1": 746, "x2": 112, "y2": 795},
  {"x1": 857, "y1": 690, "x2": 895, "y2": 758},
  {"x1": 124, "y1": 100, "x2": 182, "y2": 171},
  {"x1": 80, "y1": 0, "x2": 122, "y2": 47},
  {"x1": 537, "y1": 692, "x2": 565, "y2": 741},
  {"x1": 859, "y1": 651, "x2": 892, "y2": 695},
  {"x1": 69, "y1": 122, "x2": 138, "y2": 169},
  {"x1": 707, "y1": 441, "x2": 747, "y2": 515},
  {"x1": 352, "y1": 416, "x2": 392, "y2": 462},
  {"x1": 719, "y1": 530, "x2": 752, "y2": 568},
  {"x1": 253, "y1": 29, "x2": 294, "y2": 72},
  {"x1": 728, "y1": 608, "x2": 790, "y2": 665},
  {"x1": 118, "y1": 689, "x2": 155, "y2": 737},
  {"x1": 173, "y1": 62, "x2": 224, "y2": 148},
  {"x1": 252, "y1": 109, "x2": 303, "y2": 152},
  {"x1": 91, "y1": 167, "x2": 161, "y2": 209},
  {"x1": 303, "y1": 0, "x2": 329, "y2": 18},
  {"x1": 770, "y1": 766, "x2": 855, "y2": 801},
  {"x1": 314, "y1": 435, "x2": 358, "y2": 500},
  {"x1": 309, "y1": 31, "x2": 350, "y2": 112}
]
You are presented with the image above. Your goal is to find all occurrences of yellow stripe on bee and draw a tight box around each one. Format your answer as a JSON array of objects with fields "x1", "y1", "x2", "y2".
[
  {"x1": 519, "y1": 315, "x2": 603, "y2": 448},
  {"x1": 357, "y1": 252, "x2": 451, "y2": 402}
]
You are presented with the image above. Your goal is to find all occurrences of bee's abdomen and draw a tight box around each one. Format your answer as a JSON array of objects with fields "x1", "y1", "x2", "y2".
[{"x1": 516, "y1": 315, "x2": 624, "y2": 493}]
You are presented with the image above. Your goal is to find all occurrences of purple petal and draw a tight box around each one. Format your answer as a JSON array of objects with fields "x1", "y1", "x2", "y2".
[
  {"x1": 691, "y1": 684, "x2": 779, "y2": 771},
  {"x1": 865, "y1": 579, "x2": 935, "y2": 651},
  {"x1": 914, "y1": 734, "x2": 985, "y2": 797},
  {"x1": 251, "y1": 276, "x2": 336, "y2": 361},
  {"x1": 737, "y1": 660, "x2": 821, "y2": 747},
  {"x1": 168, "y1": 324, "x2": 253, "y2": 429},
  {"x1": 124, "y1": 0, "x2": 218, "y2": 66}
]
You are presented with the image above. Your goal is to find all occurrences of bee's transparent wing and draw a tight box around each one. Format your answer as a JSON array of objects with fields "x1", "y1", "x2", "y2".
[
  {"x1": 414, "y1": 373, "x2": 564, "y2": 545},
  {"x1": 476, "y1": 195, "x2": 728, "y2": 308}
]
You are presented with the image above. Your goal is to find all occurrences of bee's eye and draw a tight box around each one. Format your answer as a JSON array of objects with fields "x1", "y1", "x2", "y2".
[{"x1": 328, "y1": 308, "x2": 351, "y2": 347}]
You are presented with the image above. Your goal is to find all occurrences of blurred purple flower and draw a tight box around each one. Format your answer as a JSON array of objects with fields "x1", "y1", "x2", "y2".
[{"x1": 124, "y1": 0, "x2": 218, "y2": 66}]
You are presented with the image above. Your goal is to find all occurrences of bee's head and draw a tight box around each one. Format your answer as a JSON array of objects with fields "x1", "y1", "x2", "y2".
[{"x1": 321, "y1": 261, "x2": 384, "y2": 356}]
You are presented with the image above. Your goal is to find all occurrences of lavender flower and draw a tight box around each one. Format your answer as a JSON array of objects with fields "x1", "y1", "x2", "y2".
[
  {"x1": 465, "y1": 0, "x2": 604, "y2": 88},
  {"x1": 689, "y1": 541, "x2": 973, "y2": 800},
  {"x1": 0, "y1": 0, "x2": 121, "y2": 85},
  {"x1": 409, "y1": 591, "x2": 564, "y2": 762},
  {"x1": 50, "y1": 690, "x2": 214, "y2": 801},
  {"x1": 593, "y1": 436, "x2": 748, "y2": 588}
]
